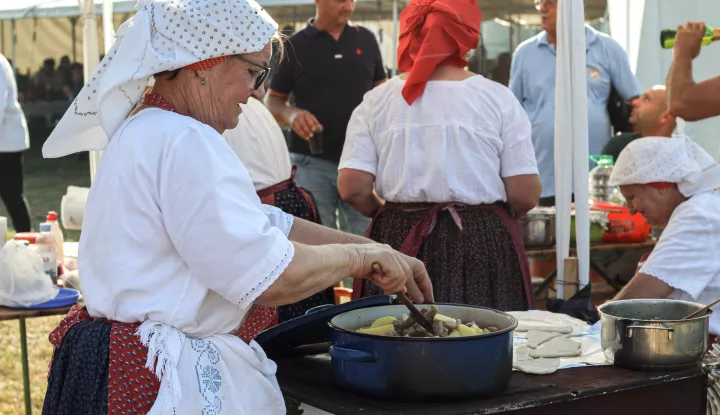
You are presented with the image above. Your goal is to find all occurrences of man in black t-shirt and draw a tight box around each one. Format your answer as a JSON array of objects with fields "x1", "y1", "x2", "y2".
[{"x1": 267, "y1": 0, "x2": 386, "y2": 235}]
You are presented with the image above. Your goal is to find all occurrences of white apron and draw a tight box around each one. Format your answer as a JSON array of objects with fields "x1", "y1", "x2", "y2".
[{"x1": 137, "y1": 321, "x2": 286, "y2": 414}]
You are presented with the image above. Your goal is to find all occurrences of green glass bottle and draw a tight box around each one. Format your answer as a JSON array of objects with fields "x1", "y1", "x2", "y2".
[{"x1": 661, "y1": 26, "x2": 720, "y2": 49}]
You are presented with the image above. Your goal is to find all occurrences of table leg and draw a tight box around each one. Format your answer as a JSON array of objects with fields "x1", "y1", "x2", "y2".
[
  {"x1": 533, "y1": 270, "x2": 557, "y2": 297},
  {"x1": 19, "y1": 318, "x2": 32, "y2": 415},
  {"x1": 589, "y1": 260, "x2": 623, "y2": 291}
]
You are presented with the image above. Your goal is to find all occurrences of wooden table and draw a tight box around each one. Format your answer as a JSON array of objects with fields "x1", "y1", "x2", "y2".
[
  {"x1": 526, "y1": 241, "x2": 657, "y2": 294},
  {"x1": 0, "y1": 305, "x2": 74, "y2": 415},
  {"x1": 277, "y1": 352, "x2": 707, "y2": 414}
]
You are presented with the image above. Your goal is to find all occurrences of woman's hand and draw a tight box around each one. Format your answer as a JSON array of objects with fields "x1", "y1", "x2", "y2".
[
  {"x1": 349, "y1": 244, "x2": 434, "y2": 304},
  {"x1": 399, "y1": 254, "x2": 435, "y2": 304}
]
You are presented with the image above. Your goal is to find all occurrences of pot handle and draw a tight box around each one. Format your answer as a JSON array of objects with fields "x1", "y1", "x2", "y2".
[
  {"x1": 329, "y1": 346, "x2": 376, "y2": 363},
  {"x1": 305, "y1": 304, "x2": 334, "y2": 315},
  {"x1": 627, "y1": 324, "x2": 674, "y2": 339}
]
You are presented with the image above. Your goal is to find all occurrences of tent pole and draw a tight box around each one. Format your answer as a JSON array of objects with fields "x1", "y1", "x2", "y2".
[
  {"x1": 392, "y1": 0, "x2": 398, "y2": 75},
  {"x1": 79, "y1": 0, "x2": 102, "y2": 182},
  {"x1": 70, "y1": 17, "x2": 78, "y2": 63},
  {"x1": 10, "y1": 19, "x2": 15, "y2": 69},
  {"x1": 103, "y1": 0, "x2": 115, "y2": 54}
]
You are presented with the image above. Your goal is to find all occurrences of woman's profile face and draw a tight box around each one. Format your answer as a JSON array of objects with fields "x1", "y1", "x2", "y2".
[
  {"x1": 620, "y1": 184, "x2": 678, "y2": 227},
  {"x1": 208, "y1": 42, "x2": 272, "y2": 130}
]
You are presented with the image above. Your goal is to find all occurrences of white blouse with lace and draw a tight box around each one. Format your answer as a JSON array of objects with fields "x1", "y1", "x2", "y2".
[{"x1": 79, "y1": 108, "x2": 295, "y2": 339}]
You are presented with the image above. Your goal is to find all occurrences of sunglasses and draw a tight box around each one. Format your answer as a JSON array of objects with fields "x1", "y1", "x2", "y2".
[
  {"x1": 534, "y1": 0, "x2": 556, "y2": 10},
  {"x1": 234, "y1": 55, "x2": 271, "y2": 90}
]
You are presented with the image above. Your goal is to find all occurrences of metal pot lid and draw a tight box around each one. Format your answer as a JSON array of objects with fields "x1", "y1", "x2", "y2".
[{"x1": 254, "y1": 295, "x2": 395, "y2": 356}]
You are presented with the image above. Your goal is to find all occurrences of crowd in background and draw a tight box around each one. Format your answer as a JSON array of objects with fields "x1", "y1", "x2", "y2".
[{"x1": 12, "y1": 55, "x2": 85, "y2": 103}]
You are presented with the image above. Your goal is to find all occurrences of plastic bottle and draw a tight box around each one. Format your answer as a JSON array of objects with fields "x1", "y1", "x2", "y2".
[
  {"x1": 46, "y1": 211, "x2": 65, "y2": 261},
  {"x1": 36, "y1": 223, "x2": 58, "y2": 284},
  {"x1": 589, "y1": 155, "x2": 615, "y2": 202}
]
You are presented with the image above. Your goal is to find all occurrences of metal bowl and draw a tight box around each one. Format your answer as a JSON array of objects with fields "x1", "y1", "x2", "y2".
[
  {"x1": 598, "y1": 299, "x2": 711, "y2": 371},
  {"x1": 519, "y1": 212, "x2": 555, "y2": 248}
]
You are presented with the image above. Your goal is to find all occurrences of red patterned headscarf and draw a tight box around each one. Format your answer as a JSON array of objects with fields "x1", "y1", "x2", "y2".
[
  {"x1": 397, "y1": 0, "x2": 482, "y2": 105},
  {"x1": 185, "y1": 56, "x2": 231, "y2": 71}
]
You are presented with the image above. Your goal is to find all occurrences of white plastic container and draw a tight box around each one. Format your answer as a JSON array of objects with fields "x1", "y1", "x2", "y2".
[
  {"x1": 36, "y1": 223, "x2": 58, "y2": 284},
  {"x1": 45, "y1": 211, "x2": 65, "y2": 261}
]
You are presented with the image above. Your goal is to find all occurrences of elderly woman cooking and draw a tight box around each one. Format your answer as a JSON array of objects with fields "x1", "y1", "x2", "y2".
[
  {"x1": 39, "y1": 0, "x2": 433, "y2": 414},
  {"x1": 338, "y1": 0, "x2": 541, "y2": 310},
  {"x1": 610, "y1": 136, "x2": 720, "y2": 337}
]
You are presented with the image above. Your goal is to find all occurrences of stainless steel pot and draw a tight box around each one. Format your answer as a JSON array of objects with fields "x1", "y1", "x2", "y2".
[
  {"x1": 598, "y1": 299, "x2": 711, "y2": 371},
  {"x1": 519, "y1": 210, "x2": 555, "y2": 248}
]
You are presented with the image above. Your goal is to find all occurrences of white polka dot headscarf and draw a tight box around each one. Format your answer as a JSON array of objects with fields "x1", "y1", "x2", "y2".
[
  {"x1": 609, "y1": 135, "x2": 720, "y2": 197},
  {"x1": 42, "y1": 0, "x2": 278, "y2": 159}
]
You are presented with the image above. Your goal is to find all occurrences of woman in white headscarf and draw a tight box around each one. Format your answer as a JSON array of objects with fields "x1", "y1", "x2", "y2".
[
  {"x1": 610, "y1": 136, "x2": 720, "y2": 340},
  {"x1": 40, "y1": 1, "x2": 433, "y2": 414}
]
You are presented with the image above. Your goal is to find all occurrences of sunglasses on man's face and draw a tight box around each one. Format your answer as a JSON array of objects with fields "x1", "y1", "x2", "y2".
[{"x1": 234, "y1": 55, "x2": 271, "y2": 90}]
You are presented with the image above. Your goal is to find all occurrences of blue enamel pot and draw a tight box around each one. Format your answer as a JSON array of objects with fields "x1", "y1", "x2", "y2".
[{"x1": 328, "y1": 303, "x2": 517, "y2": 401}]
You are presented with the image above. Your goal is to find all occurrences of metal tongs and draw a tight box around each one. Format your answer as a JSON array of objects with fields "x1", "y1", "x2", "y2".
[{"x1": 371, "y1": 263, "x2": 435, "y2": 333}]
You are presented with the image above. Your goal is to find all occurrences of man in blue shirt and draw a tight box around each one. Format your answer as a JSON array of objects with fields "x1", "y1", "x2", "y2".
[{"x1": 509, "y1": 0, "x2": 641, "y2": 206}]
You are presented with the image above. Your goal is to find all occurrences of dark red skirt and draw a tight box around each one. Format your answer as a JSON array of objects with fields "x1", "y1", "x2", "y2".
[
  {"x1": 355, "y1": 202, "x2": 533, "y2": 311},
  {"x1": 257, "y1": 166, "x2": 335, "y2": 323}
]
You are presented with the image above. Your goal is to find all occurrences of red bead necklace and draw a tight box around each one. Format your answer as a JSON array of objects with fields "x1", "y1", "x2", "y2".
[{"x1": 142, "y1": 93, "x2": 176, "y2": 112}]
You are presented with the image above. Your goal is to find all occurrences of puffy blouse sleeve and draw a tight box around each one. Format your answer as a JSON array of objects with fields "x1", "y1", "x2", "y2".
[
  {"x1": 260, "y1": 204, "x2": 294, "y2": 236},
  {"x1": 159, "y1": 125, "x2": 295, "y2": 311},
  {"x1": 499, "y1": 92, "x2": 538, "y2": 178},
  {"x1": 339, "y1": 96, "x2": 378, "y2": 175},
  {"x1": 640, "y1": 202, "x2": 718, "y2": 300}
]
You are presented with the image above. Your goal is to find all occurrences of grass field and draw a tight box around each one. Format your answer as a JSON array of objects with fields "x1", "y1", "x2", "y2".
[{"x1": 0, "y1": 145, "x2": 89, "y2": 414}]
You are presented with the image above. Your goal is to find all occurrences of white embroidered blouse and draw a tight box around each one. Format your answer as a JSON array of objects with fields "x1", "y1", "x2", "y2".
[{"x1": 79, "y1": 108, "x2": 295, "y2": 339}]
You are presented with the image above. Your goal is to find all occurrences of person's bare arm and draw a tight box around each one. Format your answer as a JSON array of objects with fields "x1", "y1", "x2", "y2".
[
  {"x1": 256, "y1": 242, "x2": 434, "y2": 306},
  {"x1": 503, "y1": 174, "x2": 542, "y2": 216},
  {"x1": 667, "y1": 58, "x2": 720, "y2": 121},
  {"x1": 666, "y1": 21, "x2": 720, "y2": 121},
  {"x1": 286, "y1": 214, "x2": 434, "y2": 304},
  {"x1": 289, "y1": 216, "x2": 372, "y2": 245},
  {"x1": 266, "y1": 89, "x2": 322, "y2": 140},
  {"x1": 612, "y1": 273, "x2": 674, "y2": 301},
  {"x1": 266, "y1": 90, "x2": 296, "y2": 126},
  {"x1": 337, "y1": 168, "x2": 384, "y2": 218}
]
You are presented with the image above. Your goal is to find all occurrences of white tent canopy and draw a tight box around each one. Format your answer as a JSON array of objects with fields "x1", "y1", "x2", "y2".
[{"x1": 0, "y1": 0, "x2": 320, "y2": 20}]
